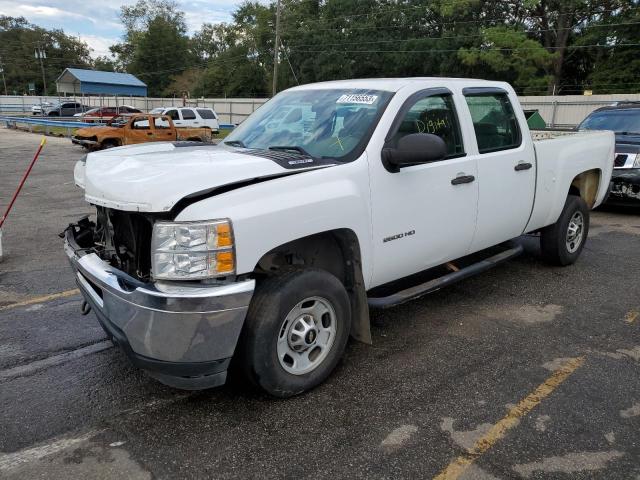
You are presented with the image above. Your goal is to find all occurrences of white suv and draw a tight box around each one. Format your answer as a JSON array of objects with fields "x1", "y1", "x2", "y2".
[{"x1": 158, "y1": 107, "x2": 219, "y2": 133}]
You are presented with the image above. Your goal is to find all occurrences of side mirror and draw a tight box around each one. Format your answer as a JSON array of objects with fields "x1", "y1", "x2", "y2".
[{"x1": 382, "y1": 133, "x2": 447, "y2": 172}]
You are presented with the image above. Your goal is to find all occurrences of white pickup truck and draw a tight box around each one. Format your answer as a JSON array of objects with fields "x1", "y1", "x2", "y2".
[{"x1": 65, "y1": 78, "x2": 614, "y2": 397}]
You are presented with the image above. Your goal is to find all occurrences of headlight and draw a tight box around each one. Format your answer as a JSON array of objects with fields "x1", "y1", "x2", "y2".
[
  {"x1": 633, "y1": 154, "x2": 640, "y2": 168},
  {"x1": 151, "y1": 219, "x2": 235, "y2": 280}
]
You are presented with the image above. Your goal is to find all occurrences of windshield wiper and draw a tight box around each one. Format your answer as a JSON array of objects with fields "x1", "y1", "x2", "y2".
[
  {"x1": 224, "y1": 139, "x2": 247, "y2": 148},
  {"x1": 268, "y1": 145, "x2": 311, "y2": 156}
]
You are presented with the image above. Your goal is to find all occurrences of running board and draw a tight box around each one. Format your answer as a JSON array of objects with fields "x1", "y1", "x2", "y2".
[{"x1": 367, "y1": 245, "x2": 524, "y2": 309}]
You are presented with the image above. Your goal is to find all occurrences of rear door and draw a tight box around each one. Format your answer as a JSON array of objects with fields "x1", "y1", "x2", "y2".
[
  {"x1": 154, "y1": 116, "x2": 175, "y2": 141},
  {"x1": 462, "y1": 87, "x2": 536, "y2": 252},
  {"x1": 180, "y1": 108, "x2": 197, "y2": 127}
]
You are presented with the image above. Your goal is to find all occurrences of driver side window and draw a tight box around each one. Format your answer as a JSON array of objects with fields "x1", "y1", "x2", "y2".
[{"x1": 391, "y1": 95, "x2": 465, "y2": 158}]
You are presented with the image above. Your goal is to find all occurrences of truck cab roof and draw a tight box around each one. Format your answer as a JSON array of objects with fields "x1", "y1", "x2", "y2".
[{"x1": 288, "y1": 77, "x2": 509, "y2": 93}]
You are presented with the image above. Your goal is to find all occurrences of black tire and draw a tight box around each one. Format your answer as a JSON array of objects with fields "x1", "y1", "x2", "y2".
[
  {"x1": 236, "y1": 268, "x2": 351, "y2": 398},
  {"x1": 101, "y1": 139, "x2": 120, "y2": 149},
  {"x1": 540, "y1": 195, "x2": 590, "y2": 266}
]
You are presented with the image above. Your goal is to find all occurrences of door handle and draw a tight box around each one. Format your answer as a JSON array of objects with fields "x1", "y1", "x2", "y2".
[
  {"x1": 515, "y1": 162, "x2": 533, "y2": 171},
  {"x1": 451, "y1": 174, "x2": 475, "y2": 185},
  {"x1": 146, "y1": 132, "x2": 153, "y2": 136}
]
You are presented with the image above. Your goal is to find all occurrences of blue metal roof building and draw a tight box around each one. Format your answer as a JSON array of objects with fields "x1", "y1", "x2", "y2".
[{"x1": 55, "y1": 68, "x2": 147, "y2": 96}]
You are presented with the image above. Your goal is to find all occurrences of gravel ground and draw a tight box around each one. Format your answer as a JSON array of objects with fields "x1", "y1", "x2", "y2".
[{"x1": 1, "y1": 127, "x2": 639, "y2": 479}]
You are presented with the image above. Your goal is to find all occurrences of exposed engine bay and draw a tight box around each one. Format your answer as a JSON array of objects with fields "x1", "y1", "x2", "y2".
[{"x1": 65, "y1": 208, "x2": 153, "y2": 282}]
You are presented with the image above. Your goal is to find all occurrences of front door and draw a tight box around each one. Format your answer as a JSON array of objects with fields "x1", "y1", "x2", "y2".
[
  {"x1": 369, "y1": 89, "x2": 479, "y2": 287},
  {"x1": 462, "y1": 88, "x2": 536, "y2": 252}
]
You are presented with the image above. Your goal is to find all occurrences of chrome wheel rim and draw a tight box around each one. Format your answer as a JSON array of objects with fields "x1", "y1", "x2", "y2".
[
  {"x1": 566, "y1": 211, "x2": 584, "y2": 253},
  {"x1": 277, "y1": 296, "x2": 337, "y2": 375}
]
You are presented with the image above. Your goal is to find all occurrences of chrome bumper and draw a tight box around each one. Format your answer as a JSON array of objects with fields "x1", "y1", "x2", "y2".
[
  {"x1": 71, "y1": 137, "x2": 98, "y2": 147},
  {"x1": 64, "y1": 230, "x2": 254, "y2": 389}
]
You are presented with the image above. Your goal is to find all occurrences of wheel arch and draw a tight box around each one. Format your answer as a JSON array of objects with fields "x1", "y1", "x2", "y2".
[
  {"x1": 253, "y1": 228, "x2": 372, "y2": 344},
  {"x1": 569, "y1": 168, "x2": 602, "y2": 208}
]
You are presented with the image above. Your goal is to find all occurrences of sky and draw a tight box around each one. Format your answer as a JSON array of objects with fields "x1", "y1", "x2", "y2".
[{"x1": 0, "y1": 0, "x2": 260, "y2": 57}]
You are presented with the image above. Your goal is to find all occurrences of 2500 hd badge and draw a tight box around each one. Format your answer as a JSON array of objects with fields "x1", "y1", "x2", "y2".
[{"x1": 383, "y1": 230, "x2": 416, "y2": 243}]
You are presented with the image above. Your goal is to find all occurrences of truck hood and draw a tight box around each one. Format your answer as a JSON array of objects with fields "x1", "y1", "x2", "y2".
[{"x1": 78, "y1": 142, "x2": 332, "y2": 212}]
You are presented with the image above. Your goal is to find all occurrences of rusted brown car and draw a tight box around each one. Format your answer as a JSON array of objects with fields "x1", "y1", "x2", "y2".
[{"x1": 71, "y1": 114, "x2": 213, "y2": 150}]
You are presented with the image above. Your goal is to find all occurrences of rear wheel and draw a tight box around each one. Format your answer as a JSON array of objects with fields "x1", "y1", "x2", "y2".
[
  {"x1": 236, "y1": 269, "x2": 351, "y2": 397},
  {"x1": 540, "y1": 195, "x2": 589, "y2": 266}
]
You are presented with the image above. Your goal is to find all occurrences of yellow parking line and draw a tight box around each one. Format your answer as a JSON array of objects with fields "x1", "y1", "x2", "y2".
[
  {"x1": 433, "y1": 356, "x2": 586, "y2": 480},
  {"x1": 624, "y1": 310, "x2": 638, "y2": 324},
  {"x1": 0, "y1": 289, "x2": 80, "y2": 312}
]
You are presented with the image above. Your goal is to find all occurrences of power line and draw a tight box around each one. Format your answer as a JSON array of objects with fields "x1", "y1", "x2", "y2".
[
  {"x1": 288, "y1": 42, "x2": 640, "y2": 54},
  {"x1": 280, "y1": 5, "x2": 639, "y2": 31},
  {"x1": 286, "y1": 20, "x2": 640, "y2": 49}
]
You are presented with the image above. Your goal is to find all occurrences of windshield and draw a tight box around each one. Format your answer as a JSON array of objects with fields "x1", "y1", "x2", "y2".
[
  {"x1": 107, "y1": 115, "x2": 129, "y2": 127},
  {"x1": 224, "y1": 88, "x2": 393, "y2": 159},
  {"x1": 579, "y1": 109, "x2": 640, "y2": 134}
]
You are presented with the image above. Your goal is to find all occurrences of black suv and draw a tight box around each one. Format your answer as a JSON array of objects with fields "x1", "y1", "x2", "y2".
[
  {"x1": 578, "y1": 103, "x2": 640, "y2": 205},
  {"x1": 44, "y1": 101, "x2": 93, "y2": 117}
]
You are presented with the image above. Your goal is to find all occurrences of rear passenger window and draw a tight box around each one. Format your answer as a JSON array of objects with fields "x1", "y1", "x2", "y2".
[
  {"x1": 181, "y1": 109, "x2": 196, "y2": 120},
  {"x1": 132, "y1": 118, "x2": 150, "y2": 130},
  {"x1": 465, "y1": 93, "x2": 521, "y2": 153},
  {"x1": 197, "y1": 108, "x2": 216, "y2": 119},
  {"x1": 390, "y1": 94, "x2": 464, "y2": 158}
]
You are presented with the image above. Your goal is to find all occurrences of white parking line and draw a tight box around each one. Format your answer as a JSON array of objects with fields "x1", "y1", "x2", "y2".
[
  {"x1": 0, "y1": 430, "x2": 101, "y2": 472},
  {"x1": 0, "y1": 341, "x2": 113, "y2": 382}
]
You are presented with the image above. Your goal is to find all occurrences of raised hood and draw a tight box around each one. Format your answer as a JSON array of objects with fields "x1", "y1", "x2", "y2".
[{"x1": 79, "y1": 143, "x2": 327, "y2": 212}]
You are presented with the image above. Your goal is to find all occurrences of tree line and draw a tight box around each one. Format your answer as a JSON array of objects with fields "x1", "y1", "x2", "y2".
[{"x1": 2, "y1": 0, "x2": 639, "y2": 97}]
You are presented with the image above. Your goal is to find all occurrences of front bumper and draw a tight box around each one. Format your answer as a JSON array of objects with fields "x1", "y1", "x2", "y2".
[
  {"x1": 64, "y1": 229, "x2": 254, "y2": 390},
  {"x1": 608, "y1": 169, "x2": 640, "y2": 205},
  {"x1": 71, "y1": 136, "x2": 98, "y2": 148}
]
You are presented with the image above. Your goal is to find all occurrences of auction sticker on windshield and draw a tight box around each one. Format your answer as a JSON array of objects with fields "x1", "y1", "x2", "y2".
[{"x1": 336, "y1": 94, "x2": 378, "y2": 105}]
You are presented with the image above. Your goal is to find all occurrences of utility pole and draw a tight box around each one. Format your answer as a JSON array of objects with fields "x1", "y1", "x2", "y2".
[
  {"x1": 34, "y1": 47, "x2": 47, "y2": 95},
  {"x1": 0, "y1": 58, "x2": 7, "y2": 96},
  {"x1": 272, "y1": 0, "x2": 282, "y2": 97}
]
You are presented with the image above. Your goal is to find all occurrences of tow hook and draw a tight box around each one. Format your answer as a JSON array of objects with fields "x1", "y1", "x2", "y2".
[{"x1": 80, "y1": 300, "x2": 92, "y2": 315}]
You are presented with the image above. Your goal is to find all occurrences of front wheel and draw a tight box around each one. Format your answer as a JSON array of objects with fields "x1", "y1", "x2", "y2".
[
  {"x1": 540, "y1": 195, "x2": 590, "y2": 266},
  {"x1": 236, "y1": 269, "x2": 351, "y2": 397}
]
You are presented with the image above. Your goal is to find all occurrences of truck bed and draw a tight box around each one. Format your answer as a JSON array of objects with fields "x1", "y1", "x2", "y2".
[{"x1": 526, "y1": 129, "x2": 615, "y2": 232}]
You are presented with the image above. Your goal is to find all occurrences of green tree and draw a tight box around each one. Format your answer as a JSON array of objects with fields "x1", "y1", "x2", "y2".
[
  {"x1": 111, "y1": 0, "x2": 193, "y2": 95},
  {"x1": 0, "y1": 16, "x2": 93, "y2": 95}
]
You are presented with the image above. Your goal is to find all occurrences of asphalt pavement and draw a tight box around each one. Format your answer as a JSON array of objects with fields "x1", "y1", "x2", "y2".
[{"x1": 0, "y1": 127, "x2": 639, "y2": 479}]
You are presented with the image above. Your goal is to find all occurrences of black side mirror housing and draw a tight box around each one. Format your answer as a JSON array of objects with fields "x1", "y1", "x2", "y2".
[{"x1": 382, "y1": 133, "x2": 448, "y2": 172}]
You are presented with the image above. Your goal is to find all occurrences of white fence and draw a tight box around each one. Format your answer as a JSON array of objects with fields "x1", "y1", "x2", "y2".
[
  {"x1": 0, "y1": 95, "x2": 269, "y2": 125},
  {"x1": 519, "y1": 94, "x2": 640, "y2": 127},
  {"x1": 2, "y1": 93, "x2": 640, "y2": 127}
]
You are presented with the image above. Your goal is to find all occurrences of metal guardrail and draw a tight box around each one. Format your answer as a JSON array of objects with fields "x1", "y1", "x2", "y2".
[
  {"x1": 1, "y1": 116, "x2": 235, "y2": 138},
  {"x1": 0, "y1": 116, "x2": 95, "y2": 137}
]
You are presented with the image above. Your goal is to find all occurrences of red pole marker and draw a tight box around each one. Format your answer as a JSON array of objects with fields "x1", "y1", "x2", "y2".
[{"x1": 0, "y1": 137, "x2": 46, "y2": 230}]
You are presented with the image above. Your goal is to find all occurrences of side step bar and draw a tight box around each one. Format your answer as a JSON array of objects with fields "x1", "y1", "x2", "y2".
[{"x1": 367, "y1": 245, "x2": 524, "y2": 309}]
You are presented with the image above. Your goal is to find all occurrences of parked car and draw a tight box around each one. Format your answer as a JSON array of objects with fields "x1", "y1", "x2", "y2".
[
  {"x1": 64, "y1": 78, "x2": 614, "y2": 396},
  {"x1": 157, "y1": 106, "x2": 220, "y2": 133},
  {"x1": 31, "y1": 101, "x2": 53, "y2": 115},
  {"x1": 74, "y1": 106, "x2": 142, "y2": 122},
  {"x1": 71, "y1": 113, "x2": 212, "y2": 150},
  {"x1": 44, "y1": 101, "x2": 93, "y2": 117},
  {"x1": 578, "y1": 102, "x2": 640, "y2": 205},
  {"x1": 149, "y1": 107, "x2": 171, "y2": 114}
]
